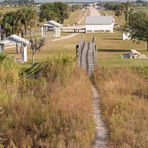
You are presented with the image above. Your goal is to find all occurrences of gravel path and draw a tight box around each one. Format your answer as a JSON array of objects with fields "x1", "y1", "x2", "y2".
[
  {"x1": 91, "y1": 85, "x2": 107, "y2": 148},
  {"x1": 89, "y1": 6, "x2": 100, "y2": 16}
]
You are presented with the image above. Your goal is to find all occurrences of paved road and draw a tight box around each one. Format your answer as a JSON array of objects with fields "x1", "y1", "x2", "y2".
[
  {"x1": 89, "y1": 6, "x2": 100, "y2": 16},
  {"x1": 52, "y1": 6, "x2": 100, "y2": 42}
]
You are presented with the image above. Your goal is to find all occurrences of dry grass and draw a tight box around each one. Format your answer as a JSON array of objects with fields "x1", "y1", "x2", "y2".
[
  {"x1": 0, "y1": 6, "x2": 23, "y2": 14},
  {"x1": 91, "y1": 67, "x2": 148, "y2": 148},
  {"x1": 0, "y1": 54, "x2": 95, "y2": 147},
  {"x1": 64, "y1": 10, "x2": 82, "y2": 26},
  {"x1": 105, "y1": 10, "x2": 126, "y2": 27}
]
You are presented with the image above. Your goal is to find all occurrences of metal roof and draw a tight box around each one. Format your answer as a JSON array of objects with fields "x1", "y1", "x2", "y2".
[
  {"x1": 42, "y1": 23, "x2": 53, "y2": 27},
  {"x1": 48, "y1": 20, "x2": 62, "y2": 27},
  {"x1": 0, "y1": 34, "x2": 29, "y2": 45},
  {"x1": 85, "y1": 16, "x2": 114, "y2": 25}
]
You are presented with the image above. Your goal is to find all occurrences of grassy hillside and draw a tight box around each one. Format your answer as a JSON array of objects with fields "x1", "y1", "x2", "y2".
[
  {"x1": 0, "y1": 54, "x2": 95, "y2": 147},
  {"x1": 1, "y1": 6, "x2": 148, "y2": 147},
  {"x1": 91, "y1": 67, "x2": 148, "y2": 148}
]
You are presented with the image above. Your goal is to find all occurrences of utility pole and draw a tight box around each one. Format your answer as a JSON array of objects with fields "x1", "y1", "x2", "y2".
[{"x1": 126, "y1": 0, "x2": 130, "y2": 27}]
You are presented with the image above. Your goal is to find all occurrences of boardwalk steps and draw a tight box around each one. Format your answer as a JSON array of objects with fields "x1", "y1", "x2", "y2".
[
  {"x1": 76, "y1": 37, "x2": 96, "y2": 76},
  {"x1": 76, "y1": 37, "x2": 107, "y2": 148}
]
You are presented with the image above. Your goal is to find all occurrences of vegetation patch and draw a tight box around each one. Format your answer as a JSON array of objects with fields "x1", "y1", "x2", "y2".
[
  {"x1": 91, "y1": 67, "x2": 148, "y2": 148},
  {"x1": 0, "y1": 54, "x2": 95, "y2": 147}
]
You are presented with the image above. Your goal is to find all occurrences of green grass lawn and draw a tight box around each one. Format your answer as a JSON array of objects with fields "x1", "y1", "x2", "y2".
[
  {"x1": 4, "y1": 30, "x2": 148, "y2": 69},
  {"x1": 133, "y1": 5, "x2": 148, "y2": 13}
]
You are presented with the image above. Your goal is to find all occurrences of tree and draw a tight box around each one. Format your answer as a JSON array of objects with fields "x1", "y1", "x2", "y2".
[
  {"x1": 30, "y1": 37, "x2": 45, "y2": 65},
  {"x1": 136, "y1": 0, "x2": 144, "y2": 3},
  {"x1": 0, "y1": 8, "x2": 37, "y2": 37},
  {"x1": 16, "y1": 8, "x2": 37, "y2": 35},
  {"x1": 127, "y1": 12, "x2": 148, "y2": 51},
  {"x1": 39, "y1": 2, "x2": 69, "y2": 24}
]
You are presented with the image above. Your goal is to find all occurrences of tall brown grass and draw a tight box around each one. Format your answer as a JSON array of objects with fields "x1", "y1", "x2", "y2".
[
  {"x1": 91, "y1": 67, "x2": 148, "y2": 148},
  {"x1": 0, "y1": 55, "x2": 19, "y2": 104},
  {"x1": 0, "y1": 54, "x2": 95, "y2": 147}
]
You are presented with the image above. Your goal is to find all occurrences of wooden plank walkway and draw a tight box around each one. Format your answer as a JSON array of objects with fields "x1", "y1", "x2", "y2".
[
  {"x1": 76, "y1": 38, "x2": 108, "y2": 148},
  {"x1": 92, "y1": 85, "x2": 107, "y2": 148},
  {"x1": 76, "y1": 37, "x2": 96, "y2": 76}
]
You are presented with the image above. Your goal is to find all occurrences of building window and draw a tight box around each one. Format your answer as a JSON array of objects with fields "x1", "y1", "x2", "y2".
[
  {"x1": 87, "y1": 30, "x2": 92, "y2": 32},
  {"x1": 100, "y1": 30, "x2": 104, "y2": 32},
  {"x1": 105, "y1": 30, "x2": 110, "y2": 32}
]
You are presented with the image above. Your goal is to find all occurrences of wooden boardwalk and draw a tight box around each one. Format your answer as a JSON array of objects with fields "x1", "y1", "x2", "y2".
[
  {"x1": 76, "y1": 37, "x2": 96, "y2": 76},
  {"x1": 92, "y1": 85, "x2": 107, "y2": 148},
  {"x1": 76, "y1": 38, "x2": 107, "y2": 148}
]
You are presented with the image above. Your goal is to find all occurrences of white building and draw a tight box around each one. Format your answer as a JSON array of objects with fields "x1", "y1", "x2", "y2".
[
  {"x1": 41, "y1": 20, "x2": 62, "y2": 38},
  {"x1": 0, "y1": 34, "x2": 29, "y2": 63},
  {"x1": 85, "y1": 16, "x2": 114, "y2": 33},
  {"x1": 48, "y1": 20, "x2": 62, "y2": 38}
]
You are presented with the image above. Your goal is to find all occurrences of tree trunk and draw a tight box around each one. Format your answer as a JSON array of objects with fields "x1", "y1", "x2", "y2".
[
  {"x1": 32, "y1": 52, "x2": 35, "y2": 65},
  {"x1": 147, "y1": 40, "x2": 148, "y2": 51}
]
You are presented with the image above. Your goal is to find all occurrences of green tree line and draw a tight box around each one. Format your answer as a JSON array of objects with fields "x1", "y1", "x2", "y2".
[
  {"x1": 0, "y1": 8, "x2": 37, "y2": 37},
  {"x1": 0, "y1": 2, "x2": 79, "y2": 38},
  {"x1": 39, "y1": 2, "x2": 70, "y2": 24},
  {"x1": 128, "y1": 11, "x2": 148, "y2": 51}
]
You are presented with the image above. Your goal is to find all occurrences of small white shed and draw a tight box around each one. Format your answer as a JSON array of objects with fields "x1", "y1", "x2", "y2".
[
  {"x1": 0, "y1": 34, "x2": 29, "y2": 63},
  {"x1": 85, "y1": 16, "x2": 114, "y2": 33},
  {"x1": 41, "y1": 20, "x2": 62, "y2": 38}
]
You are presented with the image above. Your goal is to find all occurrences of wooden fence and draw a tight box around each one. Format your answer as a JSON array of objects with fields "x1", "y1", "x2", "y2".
[{"x1": 76, "y1": 37, "x2": 96, "y2": 76}]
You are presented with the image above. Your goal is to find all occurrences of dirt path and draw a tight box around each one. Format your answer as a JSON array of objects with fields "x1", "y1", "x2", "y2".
[
  {"x1": 89, "y1": 6, "x2": 100, "y2": 16},
  {"x1": 52, "y1": 33, "x2": 79, "y2": 42},
  {"x1": 91, "y1": 85, "x2": 107, "y2": 148}
]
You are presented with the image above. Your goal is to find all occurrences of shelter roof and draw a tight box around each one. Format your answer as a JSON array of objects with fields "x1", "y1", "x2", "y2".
[
  {"x1": 85, "y1": 16, "x2": 114, "y2": 25},
  {"x1": 0, "y1": 34, "x2": 29, "y2": 45},
  {"x1": 48, "y1": 20, "x2": 62, "y2": 27},
  {"x1": 42, "y1": 23, "x2": 53, "y2": 27}
]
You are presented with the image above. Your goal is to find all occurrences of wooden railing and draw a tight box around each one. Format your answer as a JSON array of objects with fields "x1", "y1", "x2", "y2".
[{"x1": 76, "y1": 37, "x2": 96, "y2": 76}]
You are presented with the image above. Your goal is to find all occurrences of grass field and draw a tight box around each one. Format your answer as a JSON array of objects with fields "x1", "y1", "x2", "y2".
[
  {"x1": 133, "y1": 5, "x2": 148, "y2": 13},
  {"x1": 0, "y1": 6, "x2": 25, "y2": 14},
  {"x1": 92, "y1": 67, "x2": 148, "y2": 148},
  {"x1": 64, "y1": 10, "x2": 85, "y2": 26},
  {"x1": 1, "y1": 6, "x2": 148, "y2": 147},
  {"x1": 82, "y1": 32, "x2": 147, "y2": 67},
  {"x1": 4, "y1": 31, "x2": 148, "y2": 68}
]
